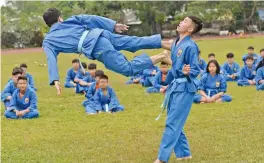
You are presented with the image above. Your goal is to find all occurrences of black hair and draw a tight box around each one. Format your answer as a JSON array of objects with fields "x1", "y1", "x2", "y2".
[
  {"x1": 20, "y1": 63, "x2": 27, "y2": 68},
  {"x1": 72, "y1": 59, "x2": 79, "y2": 64},
  {"x1": 17, "y1": 76, "x2": 28, "y2": 82},
  {"x1": 206, "y1": 60, "x2": 221, "y2": 74},
  {"x1": 245, "y1": 56, "x2": 254, "y2": 61},
  {"x1": 81, "y1": 62, "x2": 87, "y2": 69},
  {"x1": 12, "y1": 67, "x2": 23, "y2": 76},
  {"x1": 95, "y1": 70, "x2": 104, "y2": 77},
  {"x1": 88, "y1": 63, "x2": 97, "y2": 70},
  {"x1": 247, "y1": 46, "x2": 254, "y2": 50},
  {"x1": 226, "y1": 53, "x2": 234, "y2": 58},
  {"x1": 99, "y1": 74, "x2": 108, "y2": 81},
  {"x1": 260, "y1": 48, "x2": 264, "y2": 53},
  {"x1": 43, "y1": 8, "x2": 61, "y2": 27},
  {"x1": 199, "y1": 50, "x2": 201, "y2": 54},
  {"x1": 160, "y1": 62, "x2": 169, "y2": 66},
  {"x1": 208, "y1": 53, "x2": 215, "y2": 58},
  {"x1": 256, "y1": 59, "x2": 264, "y2": 71},
  {"x1": 187, "y1": 15, "x2": 203, "y2": 34}
]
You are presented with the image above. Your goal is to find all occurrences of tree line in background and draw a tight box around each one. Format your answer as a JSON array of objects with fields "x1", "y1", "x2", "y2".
[{"x1": 1, "y1": 1, "x2": 264, "y2": 49}]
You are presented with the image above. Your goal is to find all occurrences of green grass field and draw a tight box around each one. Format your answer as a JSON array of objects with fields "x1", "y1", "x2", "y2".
[{"x1": 1, "y1": 37, "x2": 264, "y2": 163}]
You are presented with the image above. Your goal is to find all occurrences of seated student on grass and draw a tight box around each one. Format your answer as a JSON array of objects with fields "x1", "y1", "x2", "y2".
[
  {"x1": 82, "y1": 70, "x2": 104, "y2": 107},
  {"x1": 20, "y1": 63, "x2": 37, "y2": 91},
  {"x1": 193, "y1": 60, "x2": 232, "y2": 104},
  {"x1": 86, "y1": 75, "x2": 124, "y2": 115},
  {"x1": 237, "y1": 56, "x2": 256, "y2": 86},
  {"x1": 242, "y1": 46, "x2": 260, "y2": 66},
  {"x1": 1, "y1": 67, "x2": 23, "y2": 109},
  {"x1": 198, "y1": 50, "x2": 207, "y2": 76},
  {"x1": 222, "y1": 53, "x2": 240, "y2": 82},
  {"x1": 4, "y1": 76, "x2": 39, "y2": 119},
  {"x1": 64, "y1": 59, "x2": 80, "y2": 88},
  {"x1": 208, "y1": 53, "x2": 216, "y2": 61},
  {"x1": 125, "y1": 71, "x2": 144, "y2": 84},
  {"x1": 146, "y1": 62, "x2": 170, "y2": 94},
  {"x1": 77, "y1": 63, "x2": 97, "y2": 94},
  {"x1": 255, "y1": 59, "x2": 264, "y2": 91},
  {"x1": 141, "y1": 65, "x2": 159, "y2": 87}
]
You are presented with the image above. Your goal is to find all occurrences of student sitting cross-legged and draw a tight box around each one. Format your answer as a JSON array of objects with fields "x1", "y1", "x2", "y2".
[
  {"x1": 194, "y1": 60, "x2": 232, "y2": 104},
  {"x1": 4, "y1": 76, "x2": 39, "y2": 119}
]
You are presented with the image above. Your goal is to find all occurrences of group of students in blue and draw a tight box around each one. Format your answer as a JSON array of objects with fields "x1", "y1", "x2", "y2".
[
  {"x1": 64, "y1": 59, "x2": 124, "y2": 115},
  {"x1": 126, "y1": 62, "x2": 173, "y2": 94},
  {"x1": 1, "y1": 65, "x2": 39, "y2": 119},
  {"x1": 125, "y1": 46, "x2": 264, "y2": 105},
  {"x1": 194, "y1": 46, "x2": 264, "y2": 103}
]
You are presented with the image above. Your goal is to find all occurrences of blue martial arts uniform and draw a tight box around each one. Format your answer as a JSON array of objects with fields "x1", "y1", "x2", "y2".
[
  {"x1": 4, "y1": 87, "x2": 39, "y2": 119},
  {"x1": 158, "y1": 36, "x2": 200, "y2": 162},
  {"x1": 237, "y1": 65, "x2": 256, "y2": 86},
  {"x1": 242, "y1": 54, "x2": 261, "y2": 66},
  {"x1": 222, "y1": 62, "x2": 240, "y2": 82},
  {"x1": 255, "y1": 67, "x2": 264, "y2": 91},
  {"x1": 141, "y1": 66, "x2": 159, "y2": 87},
  {"x1": 86, "y1": 87, "x2": 124, "y2": 113},
  {"x1": 76, "y1": 73, "x2": 95, "y2": 94},
  {"x1": 42, "y1": 14, "x2": 162, "y2": 85},
  {"x1": 1, "y1": 80, "x2": 18, "y2": 108},
  {"x1": 193, "y1": 73, "x2": 232, "y2": 103},
  {"x1": 198, "y1": 58, "x2": 207, "y2": 76},
  {"x1": 125, "y1": 71, "x2": 144, "y2": 84},
  {"x1": 146, "y1": 70, "x2": 172, "y2": 93},
  {"x1": 25, "y1": 73, "x2": 37, "y2": 91},
  {"x1": 64, "y1": 68, "x2": 80, "y2": 88},
  {"x1": 82, "y1": 82, "x2": 98, "y2": 107},
  {"x1": 75, "y1": 71, "x2": 91, "y2": 93}
]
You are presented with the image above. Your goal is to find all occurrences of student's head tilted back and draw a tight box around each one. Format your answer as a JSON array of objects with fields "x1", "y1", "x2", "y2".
[
  {"x1": 99, "y1": 74, "x2": 109, "y2": 89},
  {"x1": 160, "y1": 62, "x2": 169, "y2": 74},
  {"x1": 206, "y1": 60, "x2": 221, "y2": 75},
  {"x1": 95, "y1": 70, "x2": 105, "y2": 82},
  {"x1": 20, "y1": 63, "x2": 27, "y2": 75},
  {"x1": 72, "y1": 59, "x2": 80, "y2": 70},
  {"x1": 226, "y1": 53, "x2": 235, "y2": 64},
  {"x1": 208, "y1": 53, "x2": 215, "y2": 61},
  {"x1": 12, "y1": 67, "x2": 23, "y2": 84},
  {"x1": 17, "y1": 76, "x2": 28, "y2": 91},
  {"x1": 247, "y1": 46, "x2": 254, "y2": 55},
  {"x1": 43, "y1": 8, "x2": 63, "y2": 27},
  {"x1": 88, "y1": 63, "x2": 97, "y2": 77},
  {"x1": 245, "y1": 56, "x2": 254, "y2": 67},
  {"x1": 176, "y1": 15, "x2": 203, "y2": 35}
]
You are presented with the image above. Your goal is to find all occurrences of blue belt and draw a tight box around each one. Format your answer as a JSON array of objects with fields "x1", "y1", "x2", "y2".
[
  {"x1": 77, "y1": 30, "x2": 90, "y2": 74},
  {"x1": 156, "y1": 77, "x2": 188, "y2": 121},
  {"x1": 205, "y1": 89, "x2": 218, "y2": 97}
]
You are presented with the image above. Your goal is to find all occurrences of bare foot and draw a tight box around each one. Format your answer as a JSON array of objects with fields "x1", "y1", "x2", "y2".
[
  {"x1": 154, "y1": 159, "x2": 166, "y2": 163},
  {"x1": 176, "y1": 156, "x2": 192, "y2": 161}
]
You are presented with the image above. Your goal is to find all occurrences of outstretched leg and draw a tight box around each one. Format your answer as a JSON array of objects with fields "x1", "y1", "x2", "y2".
[
  {"x1": 92, "y1": 37, "x2": 170, "y2": 77},
  {"x1": 101, "y1": 30, "x2": 173, "y2": 52}
]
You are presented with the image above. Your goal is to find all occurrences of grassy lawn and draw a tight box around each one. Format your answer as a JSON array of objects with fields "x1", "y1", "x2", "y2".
[{"x1": 1, "y1": 36, "x2": 264, "y2": 163}]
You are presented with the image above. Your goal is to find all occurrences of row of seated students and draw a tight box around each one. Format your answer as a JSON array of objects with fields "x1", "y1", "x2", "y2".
[
  {"x1": 125, "y1": 46, "x2": 264, "y2": 104},
  {"x1": 64, "y1": 59, "x2": 124, "y2": 115}
]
